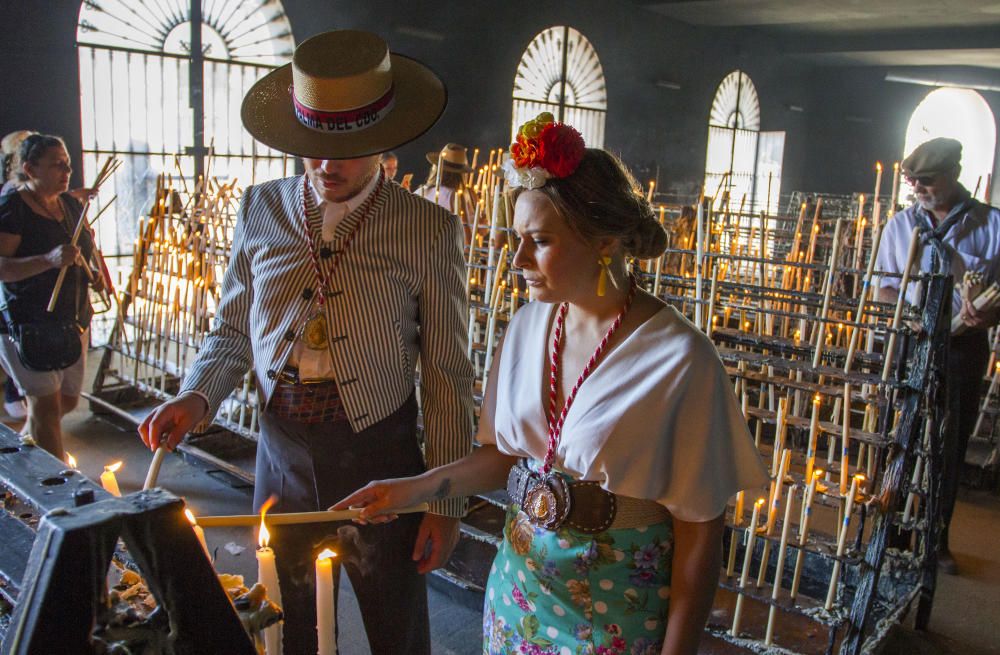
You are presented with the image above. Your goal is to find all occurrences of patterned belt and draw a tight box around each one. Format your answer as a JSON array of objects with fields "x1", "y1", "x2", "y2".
[
  {"x1": 267, "y1": 369, "x2": 349, "y2": 424},
  {"x1": 506, "y1": 459, "x2": 670, "y2": 534}
]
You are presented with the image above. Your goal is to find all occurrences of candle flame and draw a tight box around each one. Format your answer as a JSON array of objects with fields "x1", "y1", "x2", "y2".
[
  {"x1": 317, "y1": 548, "x2": 337, "y2": 561},
  {"x1": 184, "y1": 508, "x2": 198, "y2": 526},
  {"x1": 66, "y1": 452, "x2": 77, "y2": 468},
  {"x1": 813, "y1": 394, "x2": 821, "y2": 405},
  {"x1": 755, "y1": 498, "x2": 767, "y2": 507},
  {"x1": 876, "y1": 162, "x2": 882, "y2": 172},
  {"x1": 814, "y1": 469, "x2": 825, "y2": 479},
  {"x1": 854, "y1": 473, "x2": 866, "y2": 482},
  {"x1": 105, "y1": 461, "x2": 123, "y2": 473},
  {"x1": 257, "y1": 494, "x2": 277, "y2": 548}
]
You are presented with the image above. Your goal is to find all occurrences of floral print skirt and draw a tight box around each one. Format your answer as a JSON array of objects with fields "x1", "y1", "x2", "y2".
[{"x1": 483, "y1": 499, "x2": 673, "y2": 655}]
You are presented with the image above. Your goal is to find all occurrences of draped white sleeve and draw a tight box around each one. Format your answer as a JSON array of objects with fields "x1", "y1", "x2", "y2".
[{"x1": 488, "y1": 300, "x2": 769, "y2": 522}]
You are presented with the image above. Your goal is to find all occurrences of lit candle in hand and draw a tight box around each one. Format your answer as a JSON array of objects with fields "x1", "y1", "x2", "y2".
[
  {"x1": 101, "y1": 461, "x2": 123, "y2": 496},
  {"x1": 256, "y1": 500, "x2": 282, "y2": 655},
  {"x1": 316, "y1": 548, "x2": 338, "y2": 655}
]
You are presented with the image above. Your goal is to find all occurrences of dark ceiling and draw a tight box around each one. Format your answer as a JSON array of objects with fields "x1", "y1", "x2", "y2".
[{"x1": 635, "y1": 1, "x2": 1000, "y2": 70}]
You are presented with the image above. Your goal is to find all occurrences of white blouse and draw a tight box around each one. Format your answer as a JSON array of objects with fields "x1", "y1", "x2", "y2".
[{"x1": 482, "y1": 300, "x2": 769, "y2": 522}]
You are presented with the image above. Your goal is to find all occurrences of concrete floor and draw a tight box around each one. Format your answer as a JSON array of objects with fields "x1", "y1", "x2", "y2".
[{"x1": 3, "y1": 355, "x2": 999, "y2": 654}]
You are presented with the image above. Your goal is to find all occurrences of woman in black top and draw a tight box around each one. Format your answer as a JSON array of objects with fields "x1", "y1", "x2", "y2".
[{"x1": 0, "y1": 134, "x2": 97, "y2": 459}]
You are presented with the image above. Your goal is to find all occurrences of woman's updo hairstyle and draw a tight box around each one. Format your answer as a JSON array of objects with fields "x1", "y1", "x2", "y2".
[
  {"x1": 514, "y1": 148, "x2": 667, "y2": 259},
  {"x1": 16, "y1": 134, "x2": 66, "y2": 183}
]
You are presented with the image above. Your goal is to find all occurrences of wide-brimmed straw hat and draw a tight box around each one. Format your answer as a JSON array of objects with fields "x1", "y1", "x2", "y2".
[
  {"x1": 241, "y1": 30, "x2": 447, "y2": 159},
  {"x1": 425, "y1": 143, "x2": 473, "y2": 173}
]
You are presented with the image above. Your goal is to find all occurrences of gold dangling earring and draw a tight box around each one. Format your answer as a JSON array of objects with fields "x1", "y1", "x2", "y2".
[{"x1": 597, "y1": 256, "x2": 612, "y2": 296}]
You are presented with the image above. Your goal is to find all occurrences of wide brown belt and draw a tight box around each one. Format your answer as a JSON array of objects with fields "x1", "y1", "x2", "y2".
[
  {"x1": 506, "y1": 459, "x2": 670, "y2": 534},
  {"x1": 267, "y1": 369, "x2": 348, "y2": 424}
]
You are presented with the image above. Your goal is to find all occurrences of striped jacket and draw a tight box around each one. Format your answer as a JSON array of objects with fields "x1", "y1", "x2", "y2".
[{"x1": 181, "y1": 174, "x2": 475, "y2": 516}]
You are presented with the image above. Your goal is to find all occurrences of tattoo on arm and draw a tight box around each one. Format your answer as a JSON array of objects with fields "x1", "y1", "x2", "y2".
[{"x1": 433, "y1": 478, "x2": 452, "y2": 500}]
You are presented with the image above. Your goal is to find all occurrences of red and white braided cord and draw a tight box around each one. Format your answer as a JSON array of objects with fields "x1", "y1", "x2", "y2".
[
  {"x1": 300, "y1": 170, "x2": 384, "y2": 304},
  {"x1": 542, "y1": 278, "x2": 637, "y2": 474}
]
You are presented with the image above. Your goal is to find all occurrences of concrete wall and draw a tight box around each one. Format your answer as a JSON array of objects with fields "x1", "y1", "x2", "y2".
[{"x1": 0, "y1": 1, "x2": 996, "y2": 205}]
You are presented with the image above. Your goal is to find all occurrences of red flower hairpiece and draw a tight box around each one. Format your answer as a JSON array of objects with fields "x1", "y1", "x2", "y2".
[{"x1": 503, "y1": 113, "x2": 586, "y2": 189}]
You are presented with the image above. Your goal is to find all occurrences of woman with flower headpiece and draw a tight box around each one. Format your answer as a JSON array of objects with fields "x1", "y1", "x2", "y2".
[{"x1": 336, "y1": 113, "x2": 768, "y2": 654}]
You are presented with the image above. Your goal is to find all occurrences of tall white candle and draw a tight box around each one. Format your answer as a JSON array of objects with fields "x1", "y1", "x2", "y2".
[
  {"x1": 825, "y1": 475, "x2": 861, "y2": 610},
  {"x1": 316, "y1": 549, "x2": 338, "y2": 655},
  {"x1": 256, "y1": 521, "x2": 283, "y2": 655}
]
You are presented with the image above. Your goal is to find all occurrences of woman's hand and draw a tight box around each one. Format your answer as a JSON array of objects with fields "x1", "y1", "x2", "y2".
[
  {"x1": 330, "y1": 474, "x2": 437, "y2": 524},
  {"x1": 44, "y1": 244, "x2": 80, "y2": 269}
]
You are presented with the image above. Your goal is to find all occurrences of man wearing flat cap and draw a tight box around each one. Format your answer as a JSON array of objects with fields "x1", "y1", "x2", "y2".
[
  {"x1": 876, "y1": 136, "x2": 1000, "y2": 575},
  {"x1": 139, "y1": 30, "x2": 473, "y2": 653}
]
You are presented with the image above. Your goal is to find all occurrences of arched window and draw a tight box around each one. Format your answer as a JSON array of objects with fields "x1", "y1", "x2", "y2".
[
  {"x1": 77, "y1": 0, "x2": 293, "y2": 271},
  {"x1": 704, "y1": 70, "x2": 784, "y2": 213},
  {"x1": 511, "y1": 26, "x2": 607, "y2": 148},
  {"x1": 902, "y1": 87, "x2": 997, "y2": 202}
]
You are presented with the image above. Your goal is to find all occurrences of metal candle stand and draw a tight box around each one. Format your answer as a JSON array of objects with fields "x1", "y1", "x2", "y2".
[{"x1": 0, "y1": 426, "x2": 254, "y2": 654}]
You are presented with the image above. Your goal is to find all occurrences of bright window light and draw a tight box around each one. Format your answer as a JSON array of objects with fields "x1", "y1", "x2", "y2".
[{"x1": 902, "y1": 88, "x2": 996, "y2": 200}]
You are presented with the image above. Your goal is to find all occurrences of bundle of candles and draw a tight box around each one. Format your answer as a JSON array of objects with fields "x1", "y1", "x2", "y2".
[
  {"x1": 102, "y1": 157, "x2": 256, "y2": 437},
  {"x1": 953, "y1": 270, "x2": 1000, "y2": 333}
]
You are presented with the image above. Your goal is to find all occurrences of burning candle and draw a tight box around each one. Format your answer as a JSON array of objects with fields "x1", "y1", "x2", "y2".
[
  {"x1": 65, "y1": 452, "x2": 78, "y2": 469},
  {"x1": 316, "y1": 549, "x2": 338, "y2": 655},
  {"x1": 805, "y1": 394, "x2": 821, "y2": 483},
  {"x1": 256, "y1": 501, "x2": 283, "y2": 655},
  {"x1": 101, "y1": 461, "x2": 123, "y2": 496},
  {"x1": 184, "y1": 508, "x2": 210, "y2": 558},
  {"x1": 791, "y1": 470, "x2": 822, "y2": 600}
]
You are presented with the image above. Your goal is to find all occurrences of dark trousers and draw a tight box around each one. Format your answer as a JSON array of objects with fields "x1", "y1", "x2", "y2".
[
  {"x1": 941, "y1": 330, "x2": 990, "y2": 547},
  {"x1": 254, "y1": 393, "x2": 430, "y2": 654}
]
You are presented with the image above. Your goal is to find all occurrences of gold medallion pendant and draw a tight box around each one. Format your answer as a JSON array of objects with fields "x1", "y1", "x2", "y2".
[
  {"x1": 522, "y1": 473, "x2": 571, "y2": 530},
  {"x1": 302, "y1": 312, "x2": 329, "y2": 350}
]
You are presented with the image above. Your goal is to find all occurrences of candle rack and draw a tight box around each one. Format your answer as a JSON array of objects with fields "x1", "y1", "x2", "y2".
[{"x1": 84, "y1": 151, "x2": 978, "y2": 654}]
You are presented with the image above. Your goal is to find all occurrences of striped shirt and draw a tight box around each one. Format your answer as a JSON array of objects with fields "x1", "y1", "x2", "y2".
[{"x1": 181, "y1": 173, "x2": 475, "y2": 516}]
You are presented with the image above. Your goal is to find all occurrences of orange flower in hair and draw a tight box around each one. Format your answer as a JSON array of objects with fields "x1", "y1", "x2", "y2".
[{"x1": 511, "y1": 133, "x2": 540, "y2": 169}]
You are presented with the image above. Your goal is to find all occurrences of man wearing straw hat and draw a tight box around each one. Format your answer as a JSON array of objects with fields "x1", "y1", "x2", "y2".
[
  {"x1": 876, "y1": 137, "x2": 1000, "y2": 575},
  {"x1": 139, "y1": 30, "x2": 473, "y2": 652}
]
